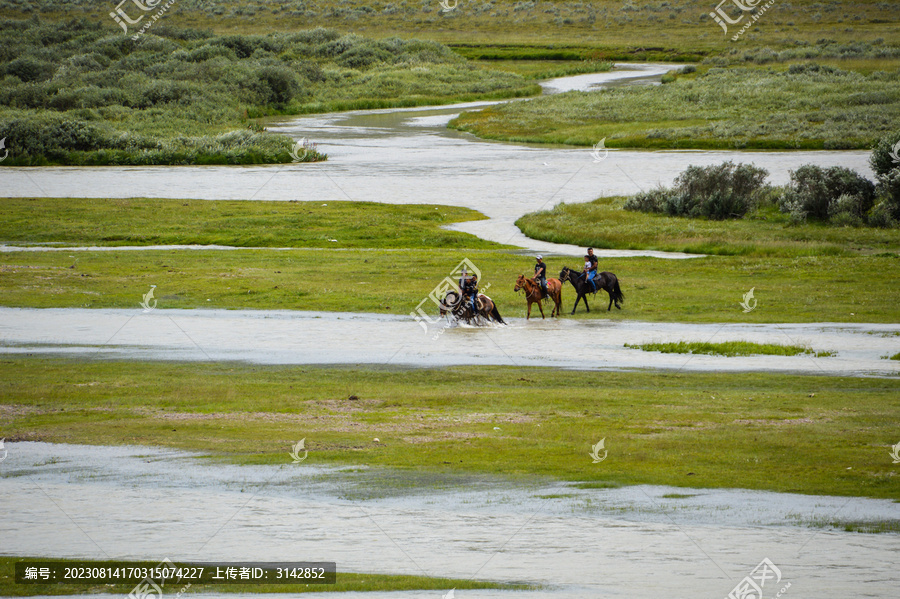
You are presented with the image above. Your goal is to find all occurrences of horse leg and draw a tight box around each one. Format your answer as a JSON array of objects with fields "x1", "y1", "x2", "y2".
[
  {"x1": 526, "y1": 301, "x2": 532, "y2": 320},
  {"x1": 572, "y1": 293, "x2": 587, "y2": 315},
  {"x1": 607, "y1": 291, "x2": 613, "y2": 311}
]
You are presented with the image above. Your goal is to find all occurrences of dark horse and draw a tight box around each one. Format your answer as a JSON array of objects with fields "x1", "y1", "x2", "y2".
[
  {"x1": 559, "y1": 267, "x2": 624, "y2": 314},
  {"x1": 439, "y1": 290, "x2": 505, "y2": 325}
]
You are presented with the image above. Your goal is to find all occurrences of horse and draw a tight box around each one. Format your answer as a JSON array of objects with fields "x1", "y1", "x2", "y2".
[
  {"x1": 559, "y1": 267, "x2": 624, "y2": 314},
  {"x1": 514, "y1": 274, "x2": 562, "y2": 319},
  {"x1": 440, "y1": 290, "x2": 505, "y2": 325}
]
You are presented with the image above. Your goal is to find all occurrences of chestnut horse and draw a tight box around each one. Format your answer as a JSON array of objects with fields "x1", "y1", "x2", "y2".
[{"x1": 514, "y1": 275, "x2": 562, "y2": 319}]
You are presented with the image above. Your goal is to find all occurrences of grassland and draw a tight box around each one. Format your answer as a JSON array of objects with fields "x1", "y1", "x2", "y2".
[
  {"x1": 515, "y1": 196, "x2": 900, "y2": 257},
  {"x1": 0, "y1": 198, "x2": 505, "y2": 249},
  {"x1": 1, "y1": 199, "x2": 899, "y2": 322},
  {"x1": 450, "y1": 61, "x2": 900, "y2": 149},
  {"x1": 624, "y1": 340, "x2": 836, "y2": 357},
  {"x1": 2, "y1": 0, "x2": 898, "y2": 49},
  {"x1": 2, "y1": 359, "x2": 898, "y2": 499},
  {"x1": 0, "y1": 557, "x2": 529, "y2": 596}
]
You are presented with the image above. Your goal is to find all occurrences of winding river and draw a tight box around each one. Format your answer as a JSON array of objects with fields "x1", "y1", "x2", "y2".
[{"x1": 3, "y1": 63, "x2": 873, "y2": 257}]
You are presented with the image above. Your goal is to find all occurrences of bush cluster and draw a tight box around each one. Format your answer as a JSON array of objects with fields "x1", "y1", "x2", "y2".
[
  {"x1": 624, "y1": 133, "x2": 900, "y2": 228},
  {"x1": 624, "y1": 161, "x2": 768, "y2": 220},
  {"x1": 0, "y1": 17, "x2": 527, "y2": 165}
]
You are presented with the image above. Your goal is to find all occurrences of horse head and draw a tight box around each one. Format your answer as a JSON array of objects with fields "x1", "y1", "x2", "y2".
[
  {"x1": 559, "y1": 267, "x2": 571, "y2": 282},
  {"x1": 514, "y1": 274, "x2": 526, "y2": 292}
]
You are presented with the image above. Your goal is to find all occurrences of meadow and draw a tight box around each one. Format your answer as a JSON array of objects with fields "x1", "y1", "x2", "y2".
[
  {"x1": 1, "y1": 199, "x2": 899, "y2": 323},
  {"x1": 516, "y1": 196, "x2": 900, "y2": 256},
  {"x1": 3, "y1": 0, "x2": 898, "y2": 49},
  {"x1": 450, "y1": 57, "x2": 900, "y2": 149},
  {"x1": 2, "y1": 358, "x2": 898, "y2": 500}
]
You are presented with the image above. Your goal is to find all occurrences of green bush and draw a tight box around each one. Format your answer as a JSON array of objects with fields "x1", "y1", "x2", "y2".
[
  {"x1": 870, "y1": 131, "x2": 900, "y2": 177},
  {"x1": 4, "y1": 56, "x2": 57, "y2": 82},
  {"x1": 779, "y1": 165, "x2": 875, "y2": 223},
  {"x1": 624, "y1": 161, "x2": 768, "y2": 220}
]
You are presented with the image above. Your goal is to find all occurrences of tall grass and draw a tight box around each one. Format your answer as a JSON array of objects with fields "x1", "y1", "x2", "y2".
[
  {"x1": 0, "y1": 18, "x2": 534, "y2": 165},
  {"x1": 1, "y1": 0, "x2": 897, "y2": 50},
  {"x1": 450, "y1": 61, "x2": 900, "y2": 149}
]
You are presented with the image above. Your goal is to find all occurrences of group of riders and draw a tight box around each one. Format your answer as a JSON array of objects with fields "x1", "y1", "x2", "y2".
[{"x1": 458, "y1": 247, "x2": 601, "y2": 312}]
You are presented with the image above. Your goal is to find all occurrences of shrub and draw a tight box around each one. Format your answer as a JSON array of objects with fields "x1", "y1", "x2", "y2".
[
  {"x1": 624, "y1": 162, "x2": 768, "y2": 219},
  {"x1": 254, "y1": 66, "x2": 301, "y2": 106},
  {"x1": 870, "y1": 131, "x2": 900, "y2": 177},
  {"x1": 779, "y1": 165, "x2": 875, "y2": 222},
  {"x1": 4, "y1": 56, "x2": 57, "y2": 82}
]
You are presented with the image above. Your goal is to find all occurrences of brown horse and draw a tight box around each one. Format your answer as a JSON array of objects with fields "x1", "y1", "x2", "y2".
[{"x1": 514, "y1": 275, "x2": 562, "y2": 319}]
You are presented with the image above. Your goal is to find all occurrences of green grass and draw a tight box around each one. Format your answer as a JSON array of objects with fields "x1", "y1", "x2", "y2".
[
  {"x1": 0, "y1": 198, "x2": 506, "y2": 250},
  {"x1": 801, "y1": 520, "x2": 900, "y2": 534},
  {"x1": 0, "y1": 557, "x2": 529, "y2": 596},
  {"x1": 885, "y1": 352, "x2": 900, "y2": 360},
  {"x1": 2, "y1": 247, "x2": 900, "y2": 323},
  {"x1": 515, "y1": 197, "x2": 900, "y2": 257},
  {"x1": 1, "y1": 199, "x2": 899, "y2": 322},
  {"x1": 2, "y1": 249, "x2": 900, "y2": 323},
  {"x1": 625, "y1": 341, "x2": 835, "y2": 358},
  {"x1": 450, "y1": 62, "x2": 900, "y2": 149},
  {"x1": 2, "y1": 359, "x2": 899, "y2": 499},
  {"x1": 4, "y1": 0, "x2": 898, "y2": 51}
]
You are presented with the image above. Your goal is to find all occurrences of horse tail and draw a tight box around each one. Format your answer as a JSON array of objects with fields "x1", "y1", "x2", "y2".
[
  {"x1": 490, "y1": 304, "x2": 505, "y2": 324},
  {"x1": 613, "y1": 279, "x2": 624, "y2": 303}
]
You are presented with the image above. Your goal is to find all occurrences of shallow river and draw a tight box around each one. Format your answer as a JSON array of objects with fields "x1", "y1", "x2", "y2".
[
  {"x1": 2, "y1": 307, "x2": 898, "y2": 377},
  {"x1": 3, "y1": 63, "x2": 873, "y2": 257},
  {"x1": 2, "y1": 443, "x2": 898, "y2": 598}
]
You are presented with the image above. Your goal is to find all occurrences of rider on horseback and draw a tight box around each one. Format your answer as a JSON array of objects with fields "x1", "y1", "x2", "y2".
[
  {"x1": 582, "y1": 248, "x2": 598, "y2": 292},
  {"x1": 459, "y1": 267, "x2": 479, "y2": 314},
  {"x1": 534, "y1": 255, "x2": 548, "y2": 298}
]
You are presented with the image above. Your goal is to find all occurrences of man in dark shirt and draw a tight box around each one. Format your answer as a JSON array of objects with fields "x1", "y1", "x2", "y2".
[
  {"x1": 534, "y1": 255, "x2": 548, "y2": 297},
  {"x1": 459, "y1": 267, "x2": 479, "y2": 314},
  {"x1": 583, "y1": 247, "x2": 599, "y2": 290}
]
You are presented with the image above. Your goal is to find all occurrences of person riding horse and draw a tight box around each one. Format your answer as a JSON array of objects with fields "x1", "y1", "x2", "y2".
[
  {"x1": 534, "y1": 255, "x2": 548, "y2": 298},
  {"x1": 459, "y1": 267, "x2": 479, "y2": 314},
  {"x1": 582, "y1": 248, "x2": 599, "y2": 291}
]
